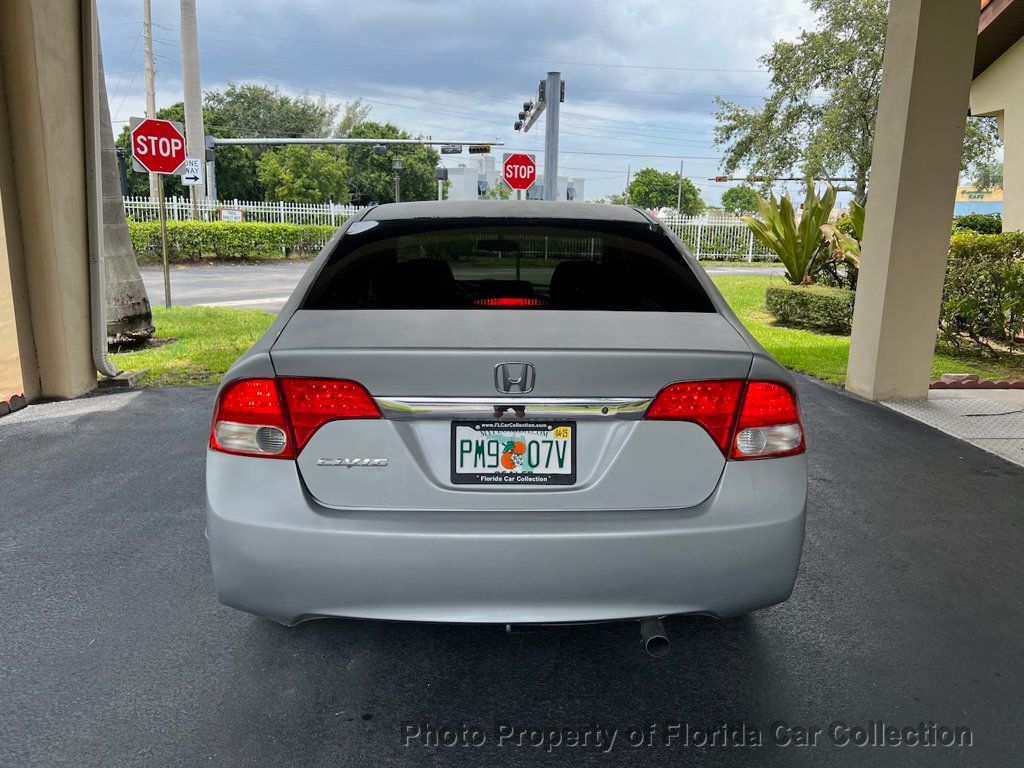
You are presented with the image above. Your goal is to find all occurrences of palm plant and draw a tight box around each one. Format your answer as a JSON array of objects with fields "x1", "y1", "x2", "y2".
[{"x1": 741, "y1": 184, "x2": 837, "y2": 285}]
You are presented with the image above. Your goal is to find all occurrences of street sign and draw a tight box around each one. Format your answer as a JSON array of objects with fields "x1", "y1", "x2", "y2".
[
  {"x1": 440, "y1": 144, "x2": 462, "y2": 155},
  {"x1": 503, "y1": 152, "x2": 537, "y2": 191},
  {"x1": 180, "y1": 157, "x2": 203, "y2": 186},
  {"x1": 130, "y1": 117, "x2": 187, "y2": 174}
]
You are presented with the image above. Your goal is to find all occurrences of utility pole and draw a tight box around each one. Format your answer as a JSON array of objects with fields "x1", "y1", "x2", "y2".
[
  {"x1": 143, "y1": 0, "x2": 159, "y2": 201},
  {"x1": 676, "y1": 160, "x2": 684, "y2": 213},
  {"x1": 625, "y1": 165, "x2": 631, "y2": 205},
  {"x1": 179, "y1": 0, "x2": 206, "y2": 216}
]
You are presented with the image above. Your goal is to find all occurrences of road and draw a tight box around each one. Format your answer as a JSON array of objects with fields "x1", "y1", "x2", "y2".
[
  {"x1": 2, "y1": 378, "x2": 1022, "y2": 766},
  {"x1": 141, "y1": 262, "x2": 784, "y2": 313}
]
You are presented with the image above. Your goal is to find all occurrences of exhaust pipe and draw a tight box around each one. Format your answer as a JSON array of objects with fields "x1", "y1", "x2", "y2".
[{"x1": 639, "y1": 618, "x2": 670, "y2": 658}]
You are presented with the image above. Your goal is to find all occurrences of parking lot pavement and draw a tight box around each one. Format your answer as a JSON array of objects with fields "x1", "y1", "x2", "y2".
[
  {"x1": 140, "y1": 261, "x2": 311, "y2": 312},
  {"x1": 2, "y1": 378, "x2": 1022, "y2": 766},
  {"x1": 140, "y1": 262, "x2": 783, "y2": 312}
]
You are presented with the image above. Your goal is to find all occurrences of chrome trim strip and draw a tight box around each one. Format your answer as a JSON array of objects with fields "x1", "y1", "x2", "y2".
[{"x1": 375, "y1": 396, "x2": 653, "y2": 421}]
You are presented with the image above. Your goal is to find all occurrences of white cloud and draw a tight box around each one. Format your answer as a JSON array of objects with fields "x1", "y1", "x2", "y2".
[{"x1": 98, "y1": 0, "x2": 814, "y2": 201}]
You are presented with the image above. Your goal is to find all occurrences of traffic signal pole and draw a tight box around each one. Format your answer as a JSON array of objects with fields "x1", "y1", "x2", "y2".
[
  {"x1": 542, "y1": 72, "x2": 561, "y2": 201},
  {"x1": 511, "y1": 72, "x2": 563, "y2": 201}
]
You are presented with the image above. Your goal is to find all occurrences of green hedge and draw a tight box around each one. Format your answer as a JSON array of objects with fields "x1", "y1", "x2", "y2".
[
  {"x1": 127, "y1": 220, "x2": 338, "y2": 261},
  {"x1": 942, "y1": 232, "x2": 1024, "y2": 345},
  {"x1": 765, "y1": 284, "x2": 856, "y2": 335},
  {"x1": 952, "y1": 213, "x2": 1002, "y2": 235}
]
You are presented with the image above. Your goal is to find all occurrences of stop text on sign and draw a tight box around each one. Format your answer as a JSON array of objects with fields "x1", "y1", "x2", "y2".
[
  {"x1": 135, "y1": 135, "x2": 184, "y2": 158},
  {"x1": 505, "y1": 165, "x2": 535, "y2": 180},
  {"x1": 502, "y1": 152, "x2": 537, "y2": 191}
]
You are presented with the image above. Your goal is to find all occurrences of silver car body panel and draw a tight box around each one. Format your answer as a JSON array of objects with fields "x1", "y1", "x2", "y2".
[
  {"x1": 205, "y1": 201, "x2": 807, "y2": 624},
  {"x1": 207, "y1": 450, "x2": 806, "y2": 625}
]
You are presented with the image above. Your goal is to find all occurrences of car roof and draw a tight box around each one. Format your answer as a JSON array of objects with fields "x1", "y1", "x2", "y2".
[{"x1": 362, "y1": 200, "x2": 654, "y2": 224}]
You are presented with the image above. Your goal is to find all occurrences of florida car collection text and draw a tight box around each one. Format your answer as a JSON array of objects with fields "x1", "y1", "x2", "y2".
[{"x1": 401, "y1": 720, "x2": 973, "y2": 752}]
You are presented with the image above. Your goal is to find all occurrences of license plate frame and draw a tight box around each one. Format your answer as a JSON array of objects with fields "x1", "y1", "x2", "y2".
[{"x1": 450, "y1": 420, "x2": 577, "y2": 486}]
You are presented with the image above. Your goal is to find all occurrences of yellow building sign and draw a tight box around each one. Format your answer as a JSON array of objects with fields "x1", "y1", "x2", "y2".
[{"x1": 956, "y1": 185, "x2": 1003, "y2": 202}]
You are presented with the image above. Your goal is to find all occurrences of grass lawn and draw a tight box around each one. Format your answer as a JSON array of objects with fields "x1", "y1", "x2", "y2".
[
  {"x1": 699, "y1": 260, "x2": 780, "y2": 269},
  {"x1": 113, "y1": 279, "x2": 1022, "y2": 387},
  {"x1": 711, "y1": 275, "x2": 1024, "y2": 385},
  {"x1": 110, "y1": 306, "x2": 273, "y2": 387}
]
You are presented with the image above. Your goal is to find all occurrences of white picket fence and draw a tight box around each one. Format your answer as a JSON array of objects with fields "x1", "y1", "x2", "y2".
[
  {"x1": 658, "y1": 213, "x2": 776, "y2": 262},
  {"x1": 122, "y1": 196, "x2": 365, "y2": 226},
  {"x1": 121, "y1": 197, "x2": 779, "y2": 262}
]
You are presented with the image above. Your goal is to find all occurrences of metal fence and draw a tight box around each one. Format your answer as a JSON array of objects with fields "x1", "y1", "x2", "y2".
[
  {"x1": 122, "y1": 196, "x2": 365, "y2": 226},
  {"x1": 658, "y1": 213, "x2": 777, "y2": 262}
]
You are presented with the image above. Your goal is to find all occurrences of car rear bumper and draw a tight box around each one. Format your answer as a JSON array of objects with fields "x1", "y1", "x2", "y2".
[{"x1": 206, "y1": 451, "x2": 807, "y2": 625}]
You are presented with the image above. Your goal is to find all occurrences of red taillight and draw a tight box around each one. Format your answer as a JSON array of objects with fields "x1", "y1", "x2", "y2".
[
  {"x1": 473, "y1": 297, "x2": 548, "y2": 307},
  {"x1": 210, "y1": 377, "x2": 380, "y2": 459},
  {"x1": 278, "y1": 378, "x2": 380, "y2": 452},
  {"x1": 645, "y1": 380, "x2": 744, "y2": 451},
  {"x1": 730, "y1": 381, "x2": 804, "y2": 459},
  {"x1": 210, "y1": 378, "x2": 294, "y2": 458},
  {"x1": 644, "y1": 379, "x2": 804, "y2": 459}
]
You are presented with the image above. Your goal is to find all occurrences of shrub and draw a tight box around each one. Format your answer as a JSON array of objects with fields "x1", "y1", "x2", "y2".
[
  {"x1": 765, "y1": 284, "x2": 856, "y2": 335},
  {"x1": 941, "y1": 232, "x2": 1024, "y2": 347},
  {"x1": 952, "y1": 213, "x2": 1002, "y2": 235},
  {"x1": 742, "y1": 183, "x2": 836, "y2": 285},
  {"x1": 127, "y1": 220, "x2": 338, "y2": 262}
]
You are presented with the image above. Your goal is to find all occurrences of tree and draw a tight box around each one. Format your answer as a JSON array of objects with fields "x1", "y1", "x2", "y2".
[
  {"x1": 98, "y1": 48, "x2": 153, "y2": 344},
  {"x1": 204, "y1": 82, "x2": 338, "y2": 140},
  {"x1": 257, "y1": 145, "x2": 350, "y2": 203},
  {"x1": 116, "y1": 84, "x2": 361, "y2": 201},
  {"x1": 714, "y1": 0, "x2": 1001, "y2": 204},
  {"x1": 483, "y1": 180, "x2": 511, "y2": 199},
  {"x1": 334, "y1": 99, "x2": 373, "y2": 137},
  {"x1": 344, "y1": 121, "x2": 441, "y2": 204},
  {"x1": 970, "y1": 159, "x2": 1003, "y2": 193},
  {"x1": 595, "y1": 193, "x2": 628, "y2": 205},
  {"x1": 627, "y1": 168, "x2": 704, "y2": 214},
  {"x1": 721, "y1": 185, "x2": 759, "y2": 215}
]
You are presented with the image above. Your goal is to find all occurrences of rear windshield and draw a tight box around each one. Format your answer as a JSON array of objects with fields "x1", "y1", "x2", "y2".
[{"x1": 302, "y1": 218, "x2": 714, "y2": 312}]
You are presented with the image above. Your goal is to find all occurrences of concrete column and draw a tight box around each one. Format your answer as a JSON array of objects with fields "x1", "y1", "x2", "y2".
[
  {"x1": 0, "y1": 1, "x2": 96, "y2": 401},
  {"x1": 971, "y1": 35, "x2": 1024, "y2": 232},
  {"x1": 846, "y1": 0, "x2": 980, "y2": 401}
]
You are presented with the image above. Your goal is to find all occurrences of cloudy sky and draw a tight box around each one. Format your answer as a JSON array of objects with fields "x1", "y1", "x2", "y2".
[{"x1": 98, "y1": 0, "x2": 813, "y2": 202}]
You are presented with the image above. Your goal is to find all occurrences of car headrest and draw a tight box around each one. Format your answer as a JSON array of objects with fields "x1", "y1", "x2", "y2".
[{"x1": 549, "y1": 260, "x2": 610, "y2": 309}]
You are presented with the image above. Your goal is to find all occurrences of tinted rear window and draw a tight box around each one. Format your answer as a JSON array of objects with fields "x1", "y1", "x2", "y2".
[{"x1": 302, "y1": 218, "x2": 714, "y2": 312}]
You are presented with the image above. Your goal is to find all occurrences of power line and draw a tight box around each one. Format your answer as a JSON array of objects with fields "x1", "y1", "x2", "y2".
[
  {"x1": 195, "y1": 31, "x2": 724, "y2": 131},
  {"x1": 169, "y1": 24, "x2": 771, "y2": 74}
]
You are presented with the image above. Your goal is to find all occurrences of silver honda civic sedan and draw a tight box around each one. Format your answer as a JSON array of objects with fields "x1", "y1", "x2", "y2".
[{"x1": 206, "y1": 201, "x2": 807, "y2": 645}]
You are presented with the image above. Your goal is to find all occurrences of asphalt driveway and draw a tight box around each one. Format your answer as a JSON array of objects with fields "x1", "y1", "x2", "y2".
[{"x1": 1, "y1": 377, "x2": 1022, "y2": 766}]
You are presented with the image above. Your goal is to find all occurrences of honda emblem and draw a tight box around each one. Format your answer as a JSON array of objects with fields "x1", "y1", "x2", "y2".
[{"x1": 494, "y1": 362, "x2": 536, "y2": 394}]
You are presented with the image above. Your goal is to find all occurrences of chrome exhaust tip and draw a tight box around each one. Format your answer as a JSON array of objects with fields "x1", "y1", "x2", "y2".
[{"x1": 639, "y1": 618, "x2": 670, "y2": 658}]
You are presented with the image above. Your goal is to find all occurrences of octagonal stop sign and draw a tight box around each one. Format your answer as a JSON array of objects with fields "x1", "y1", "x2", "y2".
[
  {"x1": 130, "y1": 117, "x2": 187, "y2": 175},
  {"x1": 503, "y1": 152, "x2": 537, "y2": 191}
]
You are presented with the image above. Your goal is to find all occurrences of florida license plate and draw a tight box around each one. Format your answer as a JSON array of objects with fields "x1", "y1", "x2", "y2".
[{"x1": 450, "y1": 421, "x2": 576, "y2": 486}]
